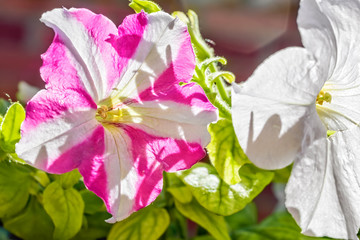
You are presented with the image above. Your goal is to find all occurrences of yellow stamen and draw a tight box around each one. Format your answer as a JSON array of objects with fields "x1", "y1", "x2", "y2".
[
  {"x1": 96, "y1": 105, "x2": 124, "y2": 122},
  {"x1": 96, "y1": 105, "x2": 108, "y2": 119},
  {"x1": 316, "y1": 90, "x2": 332, "y2": 105}
]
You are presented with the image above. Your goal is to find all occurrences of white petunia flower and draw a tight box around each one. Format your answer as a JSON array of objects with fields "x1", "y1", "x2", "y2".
[{"x1": 232, "y1": 0, "x2": 360, "y2": 238}]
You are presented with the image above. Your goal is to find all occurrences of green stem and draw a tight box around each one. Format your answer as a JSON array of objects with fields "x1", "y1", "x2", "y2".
[{"x1": 214, "y1": 78, "x2": 231, "y2": 107}]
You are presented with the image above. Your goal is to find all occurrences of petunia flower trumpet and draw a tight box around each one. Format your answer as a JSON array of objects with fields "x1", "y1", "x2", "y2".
[
  {"x1": 232, "y1": 0, "x2": 360, "y2": 239},
  {"x1": 16, "y1": 8, "x2": 217, "y2": 222}
]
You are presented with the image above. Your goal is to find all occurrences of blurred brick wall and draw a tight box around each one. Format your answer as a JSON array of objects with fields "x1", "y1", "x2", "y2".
[{"x1": 0, "y1": 0, "x2": 300, "y2": 99}]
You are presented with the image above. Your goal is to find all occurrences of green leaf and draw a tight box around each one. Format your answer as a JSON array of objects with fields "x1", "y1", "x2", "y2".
[
  {"x1": 108, "y1": 206, "x2": 170, "y2": 240},
  {"x1": 177, "y1": 163, "x2": 273, "y2": 216},
  {"x1": 192, "y1": 236, "x2": 216, "y2": 240},
  {"x1": 32, "y1": 170, "x2": 50, "y2": 188},
  {"x1": 0, "y1": 102, "x2": 25, "y2": 153},
  {"x1": 234, "y1": 211, "x2": 329, "y2": 240},
  {"x1": 168, "y1": 186, "x2": 193, "y2": 204},
  {"x1": 273, "y1": 164, "x2": 292, "y2": 183},
  {"x1": 175, "y1": 199, "x2": 230, "y2": 240},
  {"x1": 0, "y1": 161, "x2": 34, "y2": 218},
  {"x1": 0, "y1": 148, "x2": 6, "y2": 162},
  {"x1": 3, "y1": 196, "x2": 54, "y2": 240},
  {"x1": 80, "y1": 190, "x2": 104, "y2": 214},
  {"x1": 226, "y1": 203, "x2": 257, "y2": 232},
  {"x1": 186, "y1": 10, "x2": 214, "y2": 61},
  {"x1": 56, "y1": 169, "x2": 82, "y2": 189},
  {"x1": 0, "y1": 98, "x2": 11, "y2": 116},
  {"x1": 43, "y1": 181, "x2": 84, "y2": 240},
  {"x1": 71, "y1": 212, "x2": 112, "y2": 240},
  {"x1": 207, "y1": 119, "x2": 249, "y2": 185},
  {"x1": 129, "y1": 0, "x2": 161, "y2": 14},
  {"x1": 166, "y1": 172, "x2": 193, "y2": 204}
]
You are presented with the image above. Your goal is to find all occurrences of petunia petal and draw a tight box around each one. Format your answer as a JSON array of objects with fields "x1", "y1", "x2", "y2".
[
  {"x1": 40, "y1": 8, "x2": 126, "y2": 102},
  {"x1": 85, "y1": 125, "x2": 206, "y2": 222},
  {"x1": 297, "y1": 0, "x2": 336, "y2": 80},
  {"x1": 232, "y1": 47, "x2": 324, "y2": 170},
  {"x1": 299, "y1": 0, "x2": 360, "y2": 131},
  {"x1": 103, "y1": 11, "x2": 196, "y2": 108},
  {"x1": 286, "y1": 126, "x2": 360, "y2": 239},
  {"x1": 111, "y1": 83, "x2": 217, "y2": 147},
  {"x1": 16, "y1": 90, "x2": 100, "y2": 173}
]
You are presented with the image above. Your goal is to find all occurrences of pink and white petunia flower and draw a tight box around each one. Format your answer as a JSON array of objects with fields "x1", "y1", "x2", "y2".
[
  {"x1": 16, "y1": 8, "x2": 217, "y2": 222},
  {"x1": 232, "y1": 0, "x2": 360, "y2": 239}
]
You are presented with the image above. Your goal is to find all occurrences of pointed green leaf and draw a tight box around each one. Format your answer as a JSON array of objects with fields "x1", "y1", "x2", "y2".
[
  {"x1": 207, "y1": 119, "x2": 249, "y2": 185},
  {"x1": 166, "y1": 172, "x2": 193, "y2": 203},
  {"x1": 80, "y1": 190, "x2": 104, "y2": 214},
  {"x1": 0, "y1": 161, "x2": 34, "y2": 218},
  {"x1": 3, "y1": 196, "x2": 54, "y2": 240},
  {"x1": 0, "y1": 102, "x2": 25, "y2": 153},
  {"x1": 129, "y1": 0, "x2": 161, "y2": 14},
  {"x1": 108, "y1": 206, "x2": 170, "y2": 240},
  {"x1": 43, "y1": 181, "x2": 84, "y2": 240},
  {"x1": 177, "y1": 163, "x2": 273, "y2": 216},
  {"x1": 72, "y1": 212, "x2": 112, "y2": 240},
  {"x1": 225, "y1": 202, "x2": 257, "y2": 231},
  {"x1": 273, "y1": 164, "x2": 292, "y2": 183},
  {"x1": 56, "y1": 169, "x2": 81, "y2": 189},
  {"x1": 168, "y1": 186, "x2": 193, "y2": 204},
  {"x1": 175, "y1": 199, "x2": 230, "y2": 240},
  {"x1": 234, "y1": 211, "x2": 328, "y2": 240}
]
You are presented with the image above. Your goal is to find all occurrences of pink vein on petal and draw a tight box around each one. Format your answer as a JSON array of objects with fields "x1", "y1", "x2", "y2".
[
  {"x1": 135, "y1": 36, "x2": 215, "y2": 112},
  {"x1": 106, "y1": 11, "x2": 148, "y2": 91},
  {"x1": 123, "y1": 125, "x2": 205, "y2": 211},
  {"x1": 22, "y1": 88, "x2": 96, "y2": 132},
  {"x1": 76, "y1": 125, "x2": 112, "y2": 212},
  {"x1": 40, "y1": 35, "x2": 87, "y2": 91},
  {"x1": 70, "y1": 8, "x2": 123, "y2": 93}
]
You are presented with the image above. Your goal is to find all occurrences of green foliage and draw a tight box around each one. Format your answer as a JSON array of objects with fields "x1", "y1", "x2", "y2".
[
  {"x1": 177, "y1": 163, "x2": 273, "y2": 216},
  {"x1": 43, "y1": 181, "x2": 84, "y2": 240},
  {"x1": 0, "y1": 99, "x2": 11, "y2": 116},
  {"x1": 234, "y1": 211, "x2": 329, "y2": 240},
  {"x1": 174, "y1": 199, "x2": 231, "y2": 240},
  {"x1": 167, "y1": 186, "x2": 193, "y2": 204},
  {"x1": 207, "y1": 119, "x2": 249, "y2": 184},
  {"x1": 72, "y1": 212, "x2": 112, "y2": 240},
  {"x1": 129, "y1": 0, "x2": 161, "y2": 14},
  {"x1": 56, "y1": 169, "x2": 82, "y2": 189},
  {"x1": 80, "y1": 190, "x2": 105, "y2": 214},
  {"x1": 0, "y1": 102, "x2": 25, "y2": 153},
  {"x1": 273, "y1": 165, "x2": 293, "y2": 183},
  {"x1": 108, "y1": 206, "x2": 170, "y2": 240},
  {"x1": 0, "y1": 162, "x2": 34, "y2": 218},
  {"x1": 3, "y1": 196, "x2": 55, "y2": 240},
  {"x1": 226, "y1": 202, "x2": 258, "y2": 231}
]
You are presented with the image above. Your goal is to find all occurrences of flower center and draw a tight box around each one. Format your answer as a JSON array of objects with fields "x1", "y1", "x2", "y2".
[
  {"x1": 96, "y1": 105, "x2": 123, "y2": 122},
  {"x1": 316, "y1": 90, "x2": 332, "y2": 105}
]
